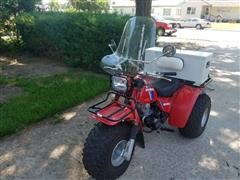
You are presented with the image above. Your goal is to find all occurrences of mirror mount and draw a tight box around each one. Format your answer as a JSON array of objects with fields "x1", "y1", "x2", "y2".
[
  {"x1": 108, "y1": 40, "x2": 117, "y2": 53},
  {"x1": 162, "y1": 45, "x2": 176, "y2": 57}
]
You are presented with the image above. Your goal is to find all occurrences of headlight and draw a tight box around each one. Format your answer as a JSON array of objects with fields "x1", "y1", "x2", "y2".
[
  {"x1": 167, "y1": 24, "x2": 172, "y2": 28},
  {"x1": 111, "y1": 76, "x2": 128, "y2": 93}
]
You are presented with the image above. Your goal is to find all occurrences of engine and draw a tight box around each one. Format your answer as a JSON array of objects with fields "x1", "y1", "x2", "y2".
[{"x1": 139, "y1": 103, "x2": 168, "y2": 130}]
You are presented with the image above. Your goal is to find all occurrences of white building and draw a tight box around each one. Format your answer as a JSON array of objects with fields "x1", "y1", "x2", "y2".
[{"x1": 110, "y1": 0, "x2": 240, "y2": 21}]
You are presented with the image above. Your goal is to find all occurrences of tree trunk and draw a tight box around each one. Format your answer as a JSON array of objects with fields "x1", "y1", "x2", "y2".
[{"x1": 135, "y1": 0, "x2": 152, "y2": 17}]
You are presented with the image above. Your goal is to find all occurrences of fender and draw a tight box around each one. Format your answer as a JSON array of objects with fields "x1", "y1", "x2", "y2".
[{"x1": 168, "y1": 85, "x2": 203, "y2": 128}]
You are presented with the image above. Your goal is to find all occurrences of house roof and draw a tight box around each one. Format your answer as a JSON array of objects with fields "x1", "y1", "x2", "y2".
[
  {"x1": 110, "y1": 0, "x2": 240, "y2": 8},
  {"x1": 110, "y1": 0, "x2": 185, "y2": 7},
  {"x1": 206, "y1": 0, "x2": 240, "y2": 7},
  {"x1": 152, "y1": 0, "x2": 185, "y2": 7},
  {"x1": 186, "y1": 0, "x2": 240, "y2": 7}
]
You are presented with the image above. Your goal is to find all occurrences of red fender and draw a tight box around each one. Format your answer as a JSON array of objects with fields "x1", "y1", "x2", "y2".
[{"x1": 168, "y1": 85, "x2": 203, "y2": 128}]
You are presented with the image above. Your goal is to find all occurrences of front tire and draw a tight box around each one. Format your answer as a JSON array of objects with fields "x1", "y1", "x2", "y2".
[
  {"x1": 83, "y1": 123, "x2": 132, "y2": 179},
  {"x1": 177, "y1": 23, "x2": 181, "y2": 28},
  {"x1": 157, "y1": 28, "x2": 165, "y2": 36},
  {"x1": 179, "y1": 94, "x2": 211, "y2": 138}
]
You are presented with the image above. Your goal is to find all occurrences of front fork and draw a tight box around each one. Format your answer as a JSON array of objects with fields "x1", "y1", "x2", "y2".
[
  {"x1": 111, "y1": 91, "x2": 145, "y2": 161},
  {"x1": 124, "y1": 124, "x2": 145, "y2": 161},
  {"x1": 123, "y1": 88, "x2": 146, "y2": 161}
]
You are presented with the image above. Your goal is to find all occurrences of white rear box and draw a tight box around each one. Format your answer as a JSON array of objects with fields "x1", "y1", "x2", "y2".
[{"x1": 144, "y1": 47, "x2": 213, "y2": 85}]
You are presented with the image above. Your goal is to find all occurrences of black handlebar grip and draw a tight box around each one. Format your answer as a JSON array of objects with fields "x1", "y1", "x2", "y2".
[{"x1": 162, "y1": 72, "x2": 177, "y2": 76}]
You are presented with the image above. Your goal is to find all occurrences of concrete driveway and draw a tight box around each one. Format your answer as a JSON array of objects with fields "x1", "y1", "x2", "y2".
[
  {"x1": 0, "y1": 29, "x2": 239, "y2": 180},
  {"x1": 121, "y1": 29, "x2": 240, "y2": 179}
]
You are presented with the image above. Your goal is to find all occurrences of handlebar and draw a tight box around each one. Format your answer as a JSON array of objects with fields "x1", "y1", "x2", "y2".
[
  {"x1": 161, "y1": 72, "x2": 177, "y2": 76},
  {"x1": 122, "y1": 56, "x2": 162, "y2": 64},
  {"x1": 120, "y1": 53, "x2": 183, "y2": 65},
  {"x1": 140, "y1": 72, "x2": 173, "y2": 82}
]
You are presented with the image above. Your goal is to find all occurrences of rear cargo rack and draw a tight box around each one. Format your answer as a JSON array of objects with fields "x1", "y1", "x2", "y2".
[{"x1": 88, "y1": 91, "x2": 136, "y2": 122}]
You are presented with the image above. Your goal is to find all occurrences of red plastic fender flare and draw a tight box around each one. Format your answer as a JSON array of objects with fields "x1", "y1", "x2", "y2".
[{"x1": 168, "y1": 85, "x2": 203, "y2": 128}]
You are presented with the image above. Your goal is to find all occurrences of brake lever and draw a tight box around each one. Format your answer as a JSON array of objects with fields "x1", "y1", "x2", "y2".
[
  {"x1": 155, "y1": 72, "x2": 172, "y2": 82},
  {"x1": 159, "y1": 76, "x2": 172, "y2": 82}
]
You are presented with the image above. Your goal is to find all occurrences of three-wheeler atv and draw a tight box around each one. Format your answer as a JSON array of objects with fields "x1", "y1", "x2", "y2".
[{"x1": 82, "y1": 16, "x2": 212, "y2": 180}]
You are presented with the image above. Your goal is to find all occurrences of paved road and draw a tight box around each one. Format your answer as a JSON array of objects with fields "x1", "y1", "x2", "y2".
[
  {"x1": 172, "y1": 28, "x2": 240, "y2": 45},
  {"x1": 0, "y1": 30, "x2": 239, "y2": 180}
]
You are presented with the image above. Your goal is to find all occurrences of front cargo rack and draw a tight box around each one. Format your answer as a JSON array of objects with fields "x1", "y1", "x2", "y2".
[{"x1": 88, "y1": 91, "x2": 136, "y2": 122}]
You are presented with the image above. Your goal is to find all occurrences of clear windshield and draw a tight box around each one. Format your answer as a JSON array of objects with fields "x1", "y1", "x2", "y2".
[
  {"x1": 101, "y1": 16, "x2": 156, "y2": 76},
  {"x1": 116, "y1": 16, "x2": 156, "y2": 76}
]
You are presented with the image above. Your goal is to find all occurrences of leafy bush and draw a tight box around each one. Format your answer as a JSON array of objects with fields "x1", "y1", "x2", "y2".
[
  {"x1": 0, "y1": 38, "x2": 23, "y2": 53},
  {"x1": 16, "y1": 12, "x2": 129, "y2": 71}
]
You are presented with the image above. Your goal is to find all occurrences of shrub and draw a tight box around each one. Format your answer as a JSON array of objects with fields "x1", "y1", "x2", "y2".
[
  {"x1": 16, "y1": 12, "x2": 129, "y2": 71},
  {"x1": 0, "y1": 38, "x2": 23, "y2": 53}
]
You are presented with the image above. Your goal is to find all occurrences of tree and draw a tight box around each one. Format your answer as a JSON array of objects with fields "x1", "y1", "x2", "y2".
[
  {"x1": 135, "y1": 0, "x2": 152, "y2": 17},
  {"x1": 70, "y1": 0, "x2": 109, "y2": 13},
  {"x1": 0, "y1": 0, "x2": 40, "y2": 38},
  {"x1": 49, "y1": 0, "x2": 60, "y2": 11},
  {"x1": 18, "y1": 0, "x2": 39, "y2": 12},
  {"x1": 96, "y1": 0, "x2": 109, "y2": 12}
]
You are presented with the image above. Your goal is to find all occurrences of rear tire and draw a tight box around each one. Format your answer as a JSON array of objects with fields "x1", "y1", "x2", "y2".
[
  {"x1": 157, "y1": 28, "x2": 165, "y2": 36},
  {"x1": 196, "y1": 24, "x2": 202, "y2": 29},
  {"x1": 177, "y1": 23, "x2": 181, "y2": 28},
  {"x1": 179, "y1": 94, "x2": 211, "y2": 138},
  {"x1": 83, "y1": 123, "x2": 133, "y2": 180}
]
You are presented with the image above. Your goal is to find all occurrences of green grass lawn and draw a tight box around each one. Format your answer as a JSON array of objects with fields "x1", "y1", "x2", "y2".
[{"x1": 0, "y1": 73, "x2": 109, "y2": 136}]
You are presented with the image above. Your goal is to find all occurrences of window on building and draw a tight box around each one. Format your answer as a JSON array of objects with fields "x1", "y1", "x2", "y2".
[
  {"x1": 132, "y1": 8, "x2": 135, "y2": 14},
  {"x1": 191, "y1": 8, "x2": 196, "y2": 14},
  {"x1": 163, "y1": 8, "x2": 171, "y2": 16},
  {"x1": 205, "y1": 7, "x2": 209, "y2": 15},
  {"x1": 176, "y1": 9, "x2": 182, "y2": 15},
  {"x1": 187, "y1": 7, "x2": 196, "y2": 15}
]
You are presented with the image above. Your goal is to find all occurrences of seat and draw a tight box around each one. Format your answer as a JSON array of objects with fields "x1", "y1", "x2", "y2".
[{"x1": 152, "y1": 78, "x2": 182, "y2": 97}]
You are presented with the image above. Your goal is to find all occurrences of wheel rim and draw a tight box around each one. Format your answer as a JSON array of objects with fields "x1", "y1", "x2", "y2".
[
  {"x1": 157, "y1": 29, "x2": 163, "y2": 36},
  {"x1": 111, "y1": 140, "x2": 127, "y2": 167},
  {"x1": 201, "y1": 108, "x2": 209, "y2": 127}
]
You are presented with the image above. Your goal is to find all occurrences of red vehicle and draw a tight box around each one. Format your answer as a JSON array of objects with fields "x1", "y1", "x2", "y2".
[
  {"x1": 152, "y1": 15, "x2": 177, "y2": 36},
  {"x1": 82, "y1": 17, "x2": 211, "y2": 179}
]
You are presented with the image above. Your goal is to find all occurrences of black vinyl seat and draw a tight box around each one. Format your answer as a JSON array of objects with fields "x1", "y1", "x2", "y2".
[{"x1": 152, "y1": 78, "x2": 182, "y2": 97}]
